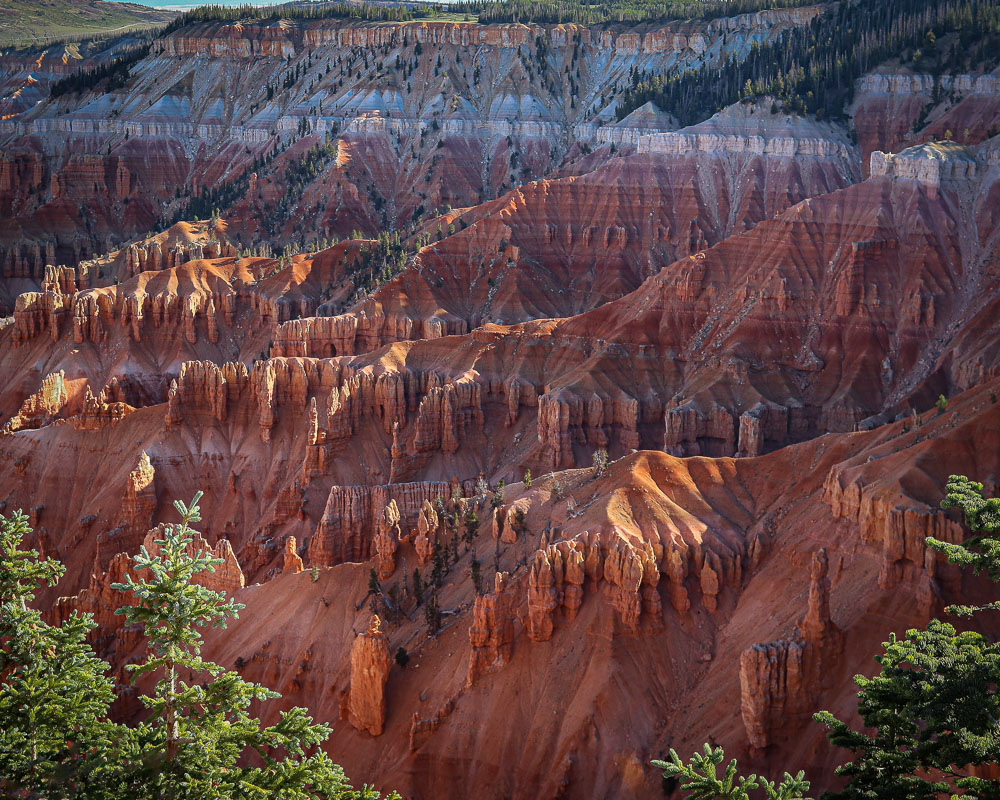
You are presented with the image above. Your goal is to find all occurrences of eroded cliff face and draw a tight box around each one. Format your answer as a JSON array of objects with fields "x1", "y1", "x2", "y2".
[
  {"x1": 180, "y1": 384, "x2": 997, "y2": 799},
  {"x1": 16, "y1": 308, "x2": 998, "y2": 796},
  {"x1": 739, "y1": 548, "x2": 843, "y2": 755},
  {"x1": 3, "y1": 136, "x2": 997, "y2": 598},
  {"x1": 851, "y1": 70, "x2": 1000, "y2": 171},
  {"x1": 0, "y1": 10, "x2": 823, "y2": 289},
  {"x1": 2, "y1": 14, "x2": 1000, "y2": 797}
]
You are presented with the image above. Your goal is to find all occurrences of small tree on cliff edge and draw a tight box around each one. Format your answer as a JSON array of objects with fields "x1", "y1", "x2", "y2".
[
  {"x1": 0, "y1": 509, "x2": 123, "y2": 798},
  {"x1": 114, "y1": 491, "x2": 394, "y2": 799}
]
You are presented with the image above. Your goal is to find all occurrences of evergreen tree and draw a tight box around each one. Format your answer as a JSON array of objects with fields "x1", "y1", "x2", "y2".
[
  {"x1": 652, "y1": 745, "x2": 810, "y2": 800},
  {"x1": 430, "y1": 539, "x2": 446, "y2": 589},
  {"x1": 424, "y1": 590, "x2": 442, "y2": 636},
  {"x1": 470, "y1": 556, "x2": 484, "y2": 596},
  {"x1": 932, "y1": 474, "x2": 1000, "y2": 613},
  {"x1": 491, "y1": 480, "x2": 505, "y2": 510},
  {"x1": 815, "y1": 475, "x2": 1000, "y2": 800},
  {"x1": 412, "y1": 568, "x2": 423, "y2": 606},
  {"x1": 617, "y1": 0, "x2": 1000, "y2": 125},
  {"x1": 113, "y1": 492, "x2": 389, "y2": 799},
  {"x1": 0, "y1": 510, "x2": 124, "y2": 798},
  {"x1": 462, "y1": 508, "x2": 479, "y2": 544},
  {"x1": 815, "y1": 621, "x2": 1000, "y2": 800}
]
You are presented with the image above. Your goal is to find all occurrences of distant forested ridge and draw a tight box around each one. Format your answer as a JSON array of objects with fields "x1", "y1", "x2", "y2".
[
  {"x1": 616, "y1": 0, "x2": 1000, "y2": 125},
  {"x1": 161, "y1": 2, "x2": 418, "y2": 32},
  {"x1": 162, "y1": 0, "x2": 818, "y2": 29},
  {"x1": 451, "y1": 0, "x2": 814, "y2": 25}
]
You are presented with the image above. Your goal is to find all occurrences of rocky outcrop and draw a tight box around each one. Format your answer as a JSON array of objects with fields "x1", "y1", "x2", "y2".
[
  {"x1": 524, "y1": 529, "x2": 665, "y2": 641},
  {"x1": 739, "y1": 637, "x2": 806, "y2": 756},
  {"x1": 736, "y1": 402, "x2": 787, "y2": 458},
  {"x1": 73, "y1": 385, "x2": 135, "y2": 431},
  {"x1": 2, "y1": 371, "x2": 69, "y2": 432},
  {"x1": 536, "y1": 389, "x2": 642, "y2": 469},
  {"x1": 637, "y1": 131, "x2": 855, "y2": 164},
  {"x1": 602, "y1": 535, "x2": 663, "y2": 632},
  {"x1": 824, "y1": 468, "x2": 966, "y2": 594},
  {"x1": 413, "y1": 499, "x2": 440, "y2": 567},
  {"x1": 857, "y1": 72, "x2": 1000, "y2": 97},
  {"x1": 166, "y1": 361, "x2": 251, "y2": 428},
  {"x1": 870, "y1": 142, "x2": 977, "y2": 187},
  {"x1": 282, "y1": 535, "x2": 304, "y2": 574},
  {"x1": 120, "y1": 236, "x2": 235, "y2": 278},
  {"x1": 374, "y1": 501, "x2": 401, "y2": 579},
  {"x1": 159, "y1": 10, "x2": 819, "y2": 60},
  {"x1": 273, "y1": 314, "x2": 364, "y2": 358},
  {"x1": 347, "y1": 615, "x2": 392, "y2": 736},
  {"x1": 527, "y1": 547, "x2": 563, "y2": 641},
  {"x1": 11, "y1": 282, "x2": 76, "y2": 345},
  {"x1": 250, "y1": 357, "x2": 341, "y2": 443},
  {"x1": 663, "y1": 401, "x2": 736, "y2": 458},
  {"x1": 123, "y1": 451, "x2": 156, "y2": 525},
  {"x1": 491, "y1": 504, "x2": 523, "y2": 545},
  {"x1": 467, "y1": 571, "x2": 515, "y2": 687},
  {"x1": 408, "y1": 696, "x2": 458, "y2": 753},
  {"x1": 798, "y1": 549, "x2": 839, "y2": 644},
  {"x1": 739, "y1": 549, "x2": 843, "y2": 755},
  {"x1": 10, "y1": 258, "x2": 245, "y2": 348},
  {"x1": 92, "y1": 451, "x2": 159, "y2": 569},
  {"x1": 309, "y1": 481, "x2": 451, "y2": 566},
  {"x1": 271, "y1": 306, "x2": 468, "y2": 359},
  {"x1": 41, "y1": 264, "x2": 79, "y2": 296},
  {"x1": 70, "y1": 290, "x2": 116, "y2": 345},
  {"x1": 1, "y1": 240, "x2": 57, "y2": 282}
]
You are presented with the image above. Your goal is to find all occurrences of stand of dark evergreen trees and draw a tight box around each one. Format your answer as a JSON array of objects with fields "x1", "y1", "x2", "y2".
[
  {"x1": 159, "y1": 0, "x2": 815, "y2": 28},
  {"x1": 49, "y1": 44, "x2": 151, "y2": 99},
  {"x1": 451, "y1": 0, "x2": 810, "y2": 25},
  {"x1": 616, "y1": 0, "x2": 1000, "y2": 125},
  {"x1": 161, "y1": 2, "x2": 425, "y2": 33}
]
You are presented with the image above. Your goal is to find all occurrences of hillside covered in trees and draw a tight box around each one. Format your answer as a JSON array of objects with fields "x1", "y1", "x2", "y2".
[{"x1": 616, "y1": 0, "x2": 1000, "y2": 123}]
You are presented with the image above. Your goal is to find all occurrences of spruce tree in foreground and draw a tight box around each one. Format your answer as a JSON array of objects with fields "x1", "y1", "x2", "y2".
[
  {"x1": 652, "y1": 745, "x2": 810, "y2": 800},
  {"x1": 114, "y1": 491, "x2": 396, "y2": 799},
  {"x1": 814, "y1": 621, "x2": 1000, "y2": 800},
  {"x1": 814, "y1": 475, "x2": 1000, "y2": 800},
  {"x1": 0, "y1": 509, "x2": 123, "y2": 798},
  {"x1": 933, "y1": 474, "x2": 1000, "y2": 614}
]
